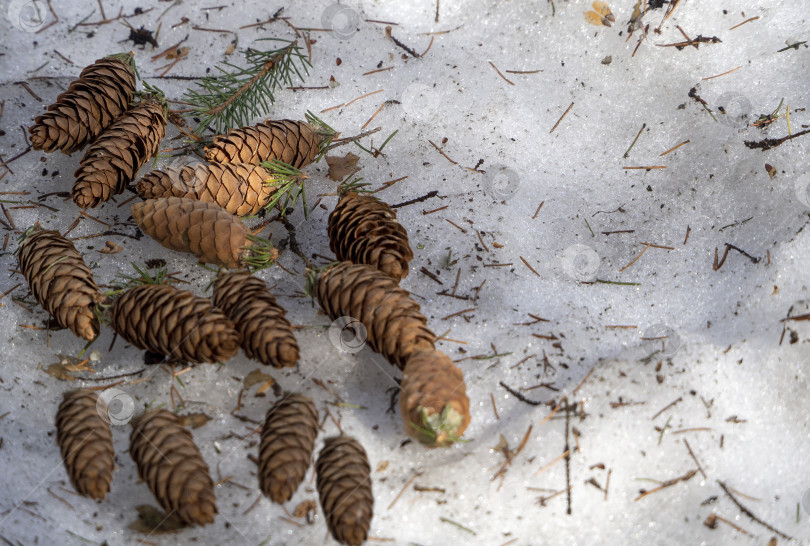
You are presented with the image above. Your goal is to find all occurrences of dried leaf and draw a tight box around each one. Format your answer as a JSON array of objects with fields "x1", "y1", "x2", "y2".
[
  {"x1": 325, "y1": 152, "x2": 360, "y2": 182},
  {"x1": 255, "y1": 378, "x2": 274, "y2": 397},
  {"x1": 177, "y1": 412, "x2": 212, "y2": 429},
  {"x1": 765, "y1": 163, "x2": 777, "y2": 179},
  {"x1": 293, "y1": 499, "x2": 317, "y2": 519},
  {"x1": 128, "y1": 504, "x2": 188, "y2": 534},
  {"x1": 225, "y1": 39, "x2": 237, "y2": 56},
  {"x1": 375, "y1": 460, "x2": 389, "y2": 472},
  {"x1": 244, "y1": 368, "x2": 273, "y2": 390},
  {"x1": 44, "y1": 362, "x2": 77, "y2": 381},
  {"x1": 99, "y1": 240, "x2": 123, "y2": 254}
]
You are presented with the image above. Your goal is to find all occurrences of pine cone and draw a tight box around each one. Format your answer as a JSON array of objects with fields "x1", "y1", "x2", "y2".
[
  {"x1": 136, "y1": 163, "x2": 278, "y2": 217},
  {"x1": 55, "y1": 389, "x2": 115, "y2": 500},
  {"x1": 130, "y1": 409, "x2": 217, "y2": 526},
  {"x1": 316, "y1": 262, "x2": 434, "y2": 370},
  {"x1": 213, "y1": 270, "x2": 299, "y2": 367},
  {"x1": 17, "y1": 225, "x2": 100, "y2": 340},
  {"x1": 29, "y1": 54, "x2": 137, "y2": 154},
  {"x1": 132, "y1": 197, "x2": 277, "y2": 270},
  {"x1": 258, "y1": 394, "x2": 319, "y2": 503},
  {"x1": 400, "y1": 350, "x2": 470, "y2": 447},
  {"x1": 205, "y1": 119, "x2": 322, "y2": 168},
  {"x1": 316, "y1": 436, "x2": 373, "y2": 546},
  {"x1": 73, "y1": 98, "x2": 166, "y2": 208},
  {"x1": 110, "y1": 284, "x2": 240, "y2": 364},
  {"x1": 328, "y1": 193, "x2": 413, "y2": 280}
]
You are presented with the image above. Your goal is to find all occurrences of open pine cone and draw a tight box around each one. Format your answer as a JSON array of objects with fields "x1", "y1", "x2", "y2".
[
  {"x1": 205, "y1": 119, "x2": 323, "y2": 168},
  {"x1": 130, "y1": 409, "x2": 217, "y2": 526},
  {"x1": 258, "y1": 394, "x2": 319, "y2": 503},
  {"x1": 17, "y1": 225, "x2": 100, "y2": 340},
  {"x1": 316, "y1": 436, "x2": 373, "y2": 546},
  {"x1": 110, "y1": 284, "x2": 240, "y2": 364},
  {"x1": 72, "y1": 97, "x2": 166, "y2": 208},
  {"x1": 328, "y1": 192, "x2": 413, "y2": 280},
  {"x1": 213, "y1": 270, "x2": 299, "y2": 367},
  {"x1": 315, "y1": 261, "x2": 435, "y2": 370},
  {"x1": 29, "y1": 53, "x2": 137, "y2": 154},
  {"x1": 55, "y1": 389, "x2": 115, "y2": 500}
]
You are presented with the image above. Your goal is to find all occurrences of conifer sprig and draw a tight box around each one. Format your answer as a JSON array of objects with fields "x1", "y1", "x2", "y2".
[{"x1": 183, "y1": 39, "x2": 310, "y2": 135}]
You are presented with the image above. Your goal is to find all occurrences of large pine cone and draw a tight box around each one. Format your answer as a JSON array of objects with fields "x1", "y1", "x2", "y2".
[
  {"x1": 17, "y1": 225, "x2": 100, "y2": 340},
  {"x1": 205, "y1": 119, "x2": 322, "y2": 168},
  {"x1": 315, "y1": 436, "x2": 373, "y2": 546},
  {"x1": 132, "y1": 197, "x2": 277, "y2": 269},
  {"x1": 316, "y1": 262, "x2": 434, "y2": 370},
  {"x1": 29, "y1": 54, "x2": 136, "y2": 154},
  {"x1": 328, "y1": 192, "x2": 413, "y2": 280},
  {"x1": 136, "y1": 163, "x2": 278, "y2": 217},
  {"x1": 400, "y1": 350, "x2": 470, "y2": 447},
  {"x1": 110, "y1": 284, "x2": 240, "y2": 364},
  {"x1": 130, "y1": 409, "x2": 217, "y2": 526},
  {"x1": 213, "y1": 270, "x2": 299, "y2": 367},
  {"x1": 73, "y1": 98, "x2": 166, "y2": 208},
  {"x1": 258, "y1": 394, "x2": 319, "y2": 503},
  {"x1": 55, "y1": 389, "x2": 115, "y2": 500}
]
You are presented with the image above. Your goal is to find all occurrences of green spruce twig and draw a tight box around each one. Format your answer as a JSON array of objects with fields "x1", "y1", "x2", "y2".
[
  {"x1": 182, "y1": 39, "x2": 309, "y2": 135},
  {"x1": 260, "y1": 159, "x2": 309, "y2": 216},
  {"x1": 241, "y1": 234, "x2": 278, "y2": 273}
]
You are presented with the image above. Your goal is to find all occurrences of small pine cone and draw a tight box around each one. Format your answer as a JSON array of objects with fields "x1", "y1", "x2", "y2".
[
  {"x1": 17, "y1": 225, "x2": 100, "y2": 340},
  {"x1": 73, "y1": 98, "x2": 167, "y2": 208},
  {"x1": 328, "y1": 193, "x2": 413, "y2": 280},
  {"x1": 213, "y1": 270, "x2": 299, "y2": 367},
  {"x1": 205, "y1": 119, "x2": 322, "y2": 168},
  {"x1": 110, "y1": 284, "x2": 240, "y2": 364},
  {"x1": 29, "y1": 54, "x2": 136, "y2": 154},
  {"x1": 400, "y1": 350, "x2": 471, "y2": 447},
  {"x1": 316, "y1": 436, "x2": 373, "y2": 546},
  {"x1": 316, "y1": 262, "x2": 434, "y2": 370},
  {"x1": 55, "y1": 389, "x2": 115, "y2": 500},
  {"x1": 258, "y1": 394, "x2": 319, "y2": 503},
  {"x1": 132, "y1": 197, "x2": 277, "y2": 269},
  {"x1": 136, "y1": 163, "x2": 278, "y2": 217},
  {"x1": 130, "y1": 409, "x2": 217, "y2": 526}
]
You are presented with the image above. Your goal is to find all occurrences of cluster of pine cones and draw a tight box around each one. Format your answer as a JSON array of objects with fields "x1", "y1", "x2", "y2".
[{"x1": 21, "y1": 53, "x2": 471, "y2": 543}]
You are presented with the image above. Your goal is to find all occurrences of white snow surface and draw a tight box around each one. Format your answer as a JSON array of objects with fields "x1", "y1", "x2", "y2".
[{"x1": 1, "y1": 0, "x2": 809, "y2": 545}]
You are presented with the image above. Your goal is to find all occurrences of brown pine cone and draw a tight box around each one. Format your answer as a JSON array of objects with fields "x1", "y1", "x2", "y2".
[
  {"x1": 213, "y1": 270, "x2": 299, "y2": 367},
  {"x1": 258, "y1": 394, "x2": 319, "y2": 503},
  {"x1": 131, "y1": 197, "x2": 277, "y2": 270},
  {"x1": 55, "y1": 389, "x2": 115, "y2": 500},
  {"x1": 29, "y1": 54, "x2": 137, "y2": 154},
  {"x1": 328, "y1": 193, "x2": 413, "y2": 280},
  {"x1": 73, "y1": 98, "x2": 167, "y2": 209},
  {"x1": 316, "y1": 262, "x2": 434, "y2": 370},
  {"x1": 136, "y1": 163, "x2": 279, "y2": 217},
  {"x1": 400, "y1": 350, "x2": 470, "y2": 447},
  {"x1": 110, "y1": 284, "x2": 240, "y2": 364},
  {"x1": 130, "y1": 409, "x2": 217, "y2": 526},
  {"x1": 316, "y1": 436, "x2": 373, "y2": 546},
  {"x1": 17, "y1": 225, "x2": 100, "y2": 340},
  {"x1": 205, "y1": 119, "x2": 323, "y2": 168}
]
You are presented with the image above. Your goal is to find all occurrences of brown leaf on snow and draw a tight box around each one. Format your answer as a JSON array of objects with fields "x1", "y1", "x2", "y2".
[
  {"x1": 325, "y1": 152, "x2": 360, "y2": 182},
  {"x1": 99, "y1": 240, "x2": 123, "y2": 254}
]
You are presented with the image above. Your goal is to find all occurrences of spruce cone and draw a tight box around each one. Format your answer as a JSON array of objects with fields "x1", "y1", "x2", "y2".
[
  {"x1": 132, "y1": 197, "x2": 277, "y2": 270},
  {"x1": 316, "y1": 436, "x2": 373, "y2": 546},
  {"x1": 213, "y1": 271, "x2": 299, "y2": 367},
  {"x1": 110, "y1": 284, "x2": 240, "y2": 364},
  {"x1": 17, "y1": 225, "x2": 100, "y2": 340},
  {"x1": 130, "y1": 409, "x2": 217, "y2": 526},
  {"x1": 55, "y1": 389, "x2": 115, "y2": 500},
  {"x1": 258, "y1": 394, "x2": 319, "y2": 503},
  {"x1": 73, "y1": 98, "x2": 167, "y2": 208},
  {"x1": 205, "y1": 119, "x2": 322, "y2": 168},
  {"x1": 136, "y1": 163, "x2": 279, "y2": 217},
  {"x1": 400, "y1": 350, "x2": 470, "y2": 447},
  {"x1": 328, "y1": 193, "x2": 413, "y2": 280},
  {"x1": 29, "y1": 54, "x2": 137, "y2": 154},
  {"x1": 316, "y1": 262, "x2": 434, "y2": 370}
]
